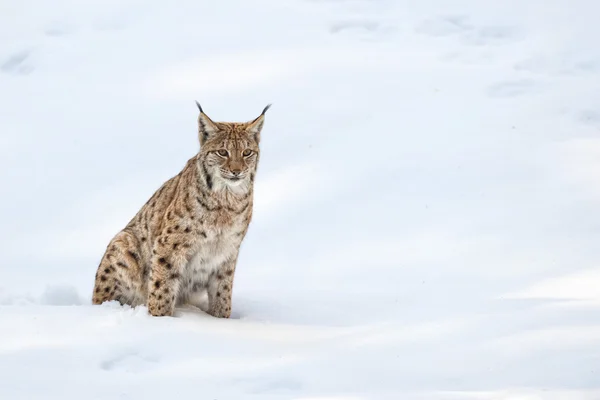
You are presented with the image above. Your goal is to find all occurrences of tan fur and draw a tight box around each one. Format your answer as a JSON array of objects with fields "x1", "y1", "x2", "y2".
[{"x1": 91, "y1": 103, "x2": 270, "y2": 317}]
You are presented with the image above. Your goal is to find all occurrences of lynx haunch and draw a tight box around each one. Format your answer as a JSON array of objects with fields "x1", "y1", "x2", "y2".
[{"x1": 91, "y1": 103, "x2": 270, "y2": 317}]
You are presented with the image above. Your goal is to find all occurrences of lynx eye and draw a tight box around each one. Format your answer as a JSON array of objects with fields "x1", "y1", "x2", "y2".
[
  {"x1": 242, "y1": 149, "x2": 253, "y2": 157},
  {"x1": 217, "y1": 149, "x2": 229, "y2": 157}
]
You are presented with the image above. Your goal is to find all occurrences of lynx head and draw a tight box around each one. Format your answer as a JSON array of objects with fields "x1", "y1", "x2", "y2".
[{"x1": 195, "y1": 102, "x2": 270, "y2": 191}]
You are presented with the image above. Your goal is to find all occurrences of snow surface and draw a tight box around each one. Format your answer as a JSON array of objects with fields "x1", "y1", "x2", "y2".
[{"x1": 1, "y1": 0, "x2": 600, "y2": 399}]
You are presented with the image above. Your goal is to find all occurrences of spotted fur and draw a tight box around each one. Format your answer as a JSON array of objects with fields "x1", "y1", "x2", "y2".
[{"x1": 91, "y1": 103, "x2": 270, "y2": 317}]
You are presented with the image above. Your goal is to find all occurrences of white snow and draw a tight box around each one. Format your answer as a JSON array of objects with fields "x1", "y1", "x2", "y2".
[{"x1": 1, "y1": 0, "x2": 600, "y2": 399}]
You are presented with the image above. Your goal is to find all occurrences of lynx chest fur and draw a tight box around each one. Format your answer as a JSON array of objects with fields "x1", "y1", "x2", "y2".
[
  {"x1": 92, "y1": 102, "x2": 270, "y2": 318},
  {"x1": 177, "y1": 196, "x2": 251, "y2": 305}
]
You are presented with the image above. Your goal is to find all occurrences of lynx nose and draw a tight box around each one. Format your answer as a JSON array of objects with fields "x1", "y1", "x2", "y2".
[{"x1": 229, "y1": 162, "x2": 243, "y2": 177}]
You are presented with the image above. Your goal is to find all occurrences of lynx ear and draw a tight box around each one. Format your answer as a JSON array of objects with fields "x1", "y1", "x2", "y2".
[
  {"x1": 246, "y1": 104, "x2": 271, "y2": 141},
  {"x1": 195, "y1": 101, "x2": 219, "y2": 145}
]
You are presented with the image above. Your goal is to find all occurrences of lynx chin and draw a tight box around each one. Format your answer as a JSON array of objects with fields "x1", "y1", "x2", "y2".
[{"x1": 91, "y1": 102, "x2": 271, "y2": 317}]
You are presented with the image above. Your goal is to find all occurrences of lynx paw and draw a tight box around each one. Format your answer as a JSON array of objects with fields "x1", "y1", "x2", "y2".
[
  {"x1": 147, "y1": 291, "x2": 175, "y2": 317},
  {"x1": 208, "y1": 303, "x2": 231, "y2": 319}
]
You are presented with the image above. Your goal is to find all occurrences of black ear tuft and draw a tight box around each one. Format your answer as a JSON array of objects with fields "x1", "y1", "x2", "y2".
[
  {"x1": 260, "y1": 104, "x2": 272, "y2": 116},
  {"x1": 195, "y1": 101, "x2": 203, "y2": 113}
]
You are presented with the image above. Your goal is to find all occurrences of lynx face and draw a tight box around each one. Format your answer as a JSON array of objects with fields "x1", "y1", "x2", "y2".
[
  {"x1": 206, "y1": 129, "x2": 259, "y2": 186},
  {"x1": 196, "y1": 103, "x2": 270, "y2": 190}
]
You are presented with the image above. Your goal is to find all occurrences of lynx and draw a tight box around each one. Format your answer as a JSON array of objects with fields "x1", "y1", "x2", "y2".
[{"x1": 91, "y1": 102, "x2": 270, "y2": 317}]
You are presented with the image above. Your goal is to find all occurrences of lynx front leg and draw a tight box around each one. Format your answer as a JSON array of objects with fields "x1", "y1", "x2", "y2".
[
  {"x1": 147, "y1": 234, "x2": 193, "y2": 317},
  {"x1": 206, "y1": 260, "x2": 237, "y2": 318}
]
